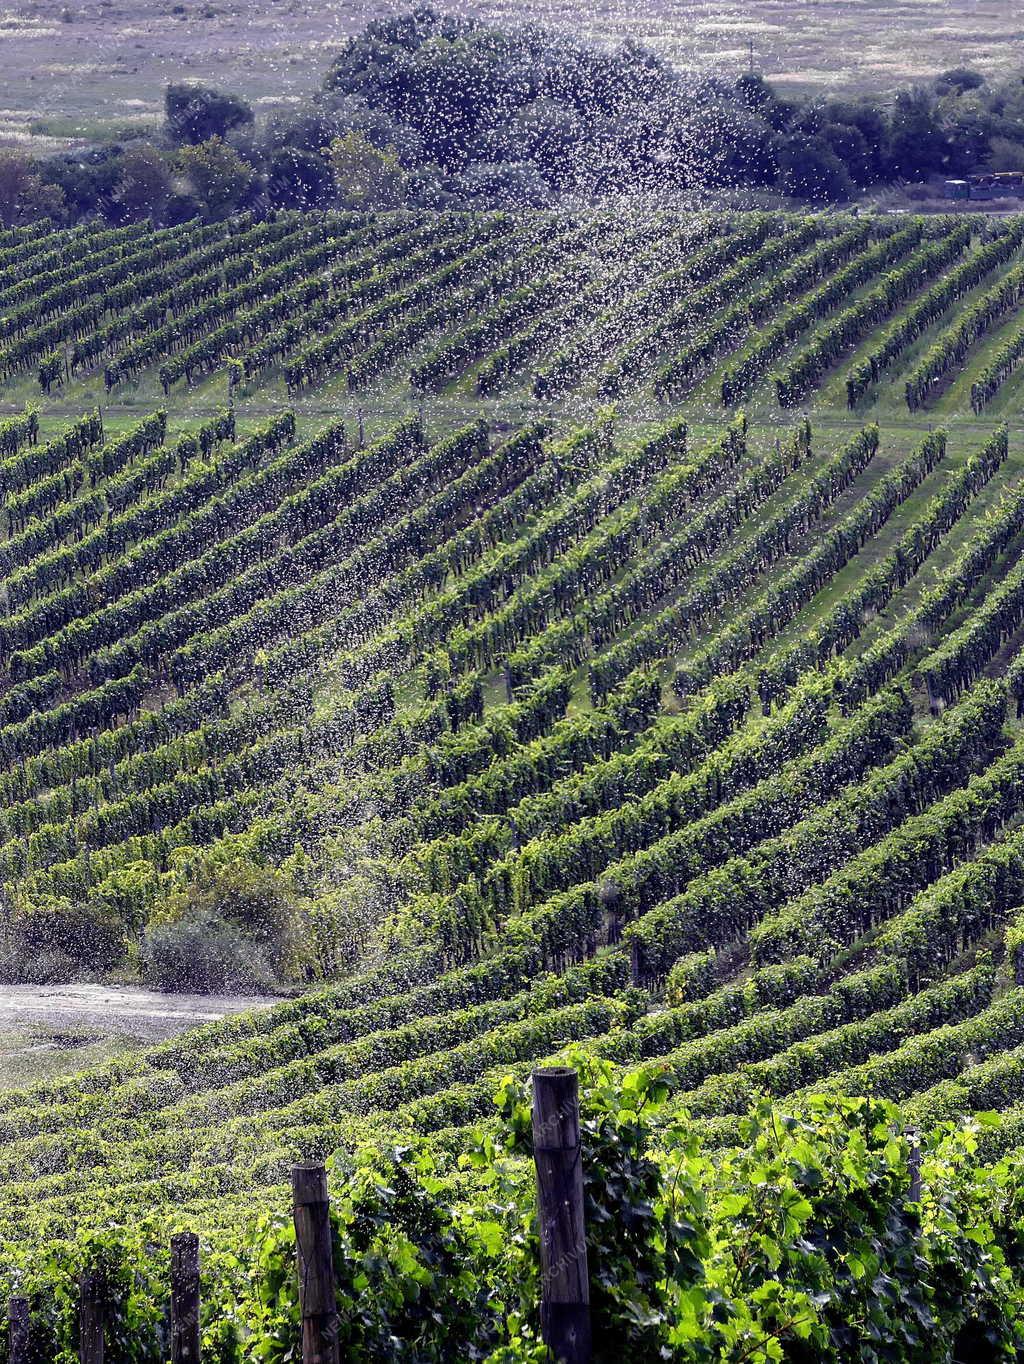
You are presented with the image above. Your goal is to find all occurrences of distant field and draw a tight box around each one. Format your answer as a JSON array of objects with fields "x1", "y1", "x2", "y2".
[{"x1": 2, "y1": 0, "x2": 1022, "y2": 150}]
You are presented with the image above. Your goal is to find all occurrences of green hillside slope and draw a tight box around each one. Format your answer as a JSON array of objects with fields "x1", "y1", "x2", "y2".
[{"x1": 4, "y1": 208, "x2": 1024, "y2": 1356}]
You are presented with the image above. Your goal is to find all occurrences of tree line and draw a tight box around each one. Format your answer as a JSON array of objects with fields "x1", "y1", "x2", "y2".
[{"x1": 3, "y1": 7, "x2": 1024, "y2": 226}]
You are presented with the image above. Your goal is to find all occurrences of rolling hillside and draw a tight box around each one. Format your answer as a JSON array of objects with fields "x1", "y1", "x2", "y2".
[{"x1": 5, "y1": 207, "x2": 1024, "y2": 1354}]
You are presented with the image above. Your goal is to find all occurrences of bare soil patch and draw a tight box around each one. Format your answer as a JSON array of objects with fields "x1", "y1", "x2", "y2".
[{"x1": 0, "y1": 982, "x2": 278, "y2": 1086}]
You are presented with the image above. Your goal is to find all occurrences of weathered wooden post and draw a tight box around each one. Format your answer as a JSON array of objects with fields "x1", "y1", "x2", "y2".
[
  {"x1": 8, "y1": 1296, "x2": 29, "y2": 1364},
  {"x1": 908, "y1": 1134, "x2": 923, "y2": 1205},
  {"x1": 79, "y1": 1270, "x2": 105, "y2": 1364},
  {"x1": 292, "y1": 1163, "x2": 340, "y2": 1364},
  {"x1": 597, "y1": 878, "x2": 621, "y2": 947},
  {"x1": 924, "y1": 674, "x2": 944, "y2": 716},
  {"x1": 170, "y1": 1231, "x2": 201, "y2": 1363},
  {"x1": 532, "y1": 1067, "x2": 591, "y2": 1364},
  {"x1": 629, "y1": 938, "x2": 643, "y2": 988}
]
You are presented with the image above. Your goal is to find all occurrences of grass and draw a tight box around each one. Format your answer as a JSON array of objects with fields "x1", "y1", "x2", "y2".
[
  {"x1": 27, "y1": 115, "x2": 159, "y2": 142},
  {"x1": 0, "y1": 1024, "x2": 135, "y2": 1089}
]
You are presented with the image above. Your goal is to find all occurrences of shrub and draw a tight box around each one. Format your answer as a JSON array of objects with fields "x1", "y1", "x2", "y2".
[
  {"x1": 141, "y1": 907, "x2": 266, "y2": 993},
  {"x1": 141, "y1": 855, "x2": 306, "y2": 993},
  {"x1": 1, "y1": 893, "x2": 125, "y2": 980}
]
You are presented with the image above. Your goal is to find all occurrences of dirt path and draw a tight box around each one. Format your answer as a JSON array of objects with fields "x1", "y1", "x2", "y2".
[{"x1": 0, "y1": 982, "x2": 278, "y2": 1041}]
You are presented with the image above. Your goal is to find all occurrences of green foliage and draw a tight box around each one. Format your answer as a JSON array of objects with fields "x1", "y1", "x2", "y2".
[
  {"x1": 481, "y1": 1060, "x2": 1024, "y2": 1361},
  {"x1": 142, "y1": 853, "x2": 307, "y2": 992},
  {"x1": 12, "y1": 202, "x2": 1024, "y2": 1364},
  {"x1": 184, "y1": 1060, "x2": 1024, "y2": 1361},
  {"x1": 4, "y1": 1227, "x2": 167, "y2": 1363},
  {"x1": 178, "y1": 139, "x2": 254, "y2": 221},
  {"x1": 14, "y1": 1059, "x2": 1023, "y2": 1362},
  {"x1": 0, "y1": 149, "x2": 64, "y2": 228},
  {"x1": 165, "y1": 83, "x2": 253, "y2": 146},
  {"x1": 328, "y1": 132, "x2": 406, "y2": 210},
  {"x1": 226, "y1": 1142, "x2": 496, "y2": 1362}
]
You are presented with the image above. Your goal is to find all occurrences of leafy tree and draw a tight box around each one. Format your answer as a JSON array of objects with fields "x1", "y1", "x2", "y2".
[
  {"x1": 165, "y1": 81, "x2": 253, "y2": 145},
  {"x1": 110, "y1": 142, "x2": 172, "y2": 221},
  {"x1": 890, "y1": 87, "x2": 949, "y2": 177},
  {"x1": 0, "y1": 151, "x2": 37, "y2": 227},
  {"x1": 821, "y1": 121, "x2": 874, "y2": 185},
  {"x1": 0, "y1": 150, "x2": 64, "y2": 227},
  {"x1": 163, "y1": 189, "x2": 203, "y2": 224},
  {"x1": 177, "y1": 136, "x2": 254, "y2": 219},
  {"x1": 314, "y1": 90, "x2": 425, "y2": 165},
  {"x1": 825, "y1": 100, "x2": 892, "y2": 182},
  {"x1": 989, "y1": 134, "x2": 1024, "y2": 171},
  {"x1": 474, "y1": 97, "x2": 581, "y2": 187},
  {"x1": 454, "y1": 159, "x2": 550, "y2": 206},
  {"x1": 266, "y1": 146, "x2": 334, "y2": 208},
  {"x1": 40, "y1": 146, "x2": 121, "y2": 219},
  {"x1": 735, "y1": 71, "x2": 777, "y2": 114},
  {"x1": 142, "y1": 909, "x2": 259, "y2": 993},
  {"x1": 943, "y1": 100, "x2": 994, "y2": 173},
  {"x1": 327, "y1": 130, "x2": 405, "y2": 208},
  {"x1": 20, "y1": 8, "x2": 1024, "y2": 217},
  {"x1": 685, "y1": 97, "x2": 778, "y2": 188}
]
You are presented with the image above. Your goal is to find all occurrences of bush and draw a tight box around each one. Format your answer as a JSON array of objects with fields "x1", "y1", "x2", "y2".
[
  {"x1": 141, "y1": 855, "x2": 306, "y2": 993},
  {"x1": 165, "y1": 82, "x2": 253, "y2": 145},
  {"x1": 141, "y1": 907, "x2": 267, "y2": 993},
  {"x1": 0, "y1": 893, "x2": 126, "y2": 981}
]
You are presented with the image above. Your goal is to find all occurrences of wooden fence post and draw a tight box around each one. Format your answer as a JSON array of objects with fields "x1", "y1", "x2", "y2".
[
  {"x1": 292, "y1": 1163, "x2": 340, "y2": 1364},
  {"x1": 79, "y1": 1270, "x2": 105, "y2": 1364},
  {"x1": 908, "y1": 1134, "x2": 923, "y2": 1205},
  {"x1": 8, "y1": 1296, "x2": 29, "y2": 1364},
  {"x1": 532, "y1": 1067, "x2": 591, "y2": 1364},
  {"x1": 924, "y1": 675, "x2": 943, "y2": 716},
  {"x1": 170, "y1": 1231, "x2": 201, "y2": 1363}
]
